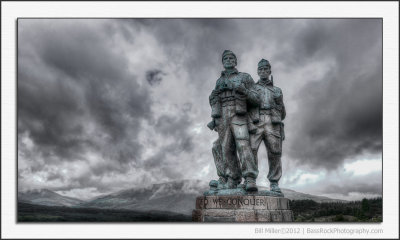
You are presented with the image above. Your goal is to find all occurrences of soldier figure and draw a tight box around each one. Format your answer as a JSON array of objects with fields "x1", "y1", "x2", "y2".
[
  {"x1": 208, "y1": 50, "x2": 260, "y2": 192},
  {"x1": 249, "y1": 59, "x2": 286, "y2": 194}
]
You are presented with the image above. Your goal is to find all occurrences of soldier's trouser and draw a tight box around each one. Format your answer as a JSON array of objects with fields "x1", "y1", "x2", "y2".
[
  {"x1": 250, "y1": 114, "x2": 282, "y2": 183},
  {"x1": 217, "y1": 116, "x2": 258, "y2": 181},
  {"x1": 212, "y1": 139, "x2": 226, "y2": 181}
]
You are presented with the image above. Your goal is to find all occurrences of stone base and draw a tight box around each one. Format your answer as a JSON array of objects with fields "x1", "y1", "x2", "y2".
[{"x1": 192, "y1": 195, "x2": 293, "y2": 222}]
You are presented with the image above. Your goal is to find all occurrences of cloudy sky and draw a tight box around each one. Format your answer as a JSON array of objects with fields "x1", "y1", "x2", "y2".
[{"x1": 17, "y1": 19, "x2": 382, "y2": 201}]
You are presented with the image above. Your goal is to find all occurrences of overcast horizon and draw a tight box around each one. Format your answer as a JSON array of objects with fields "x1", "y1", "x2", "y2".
[{"x1": 18, "y1": 19, "x2": 382, "y2": 201}]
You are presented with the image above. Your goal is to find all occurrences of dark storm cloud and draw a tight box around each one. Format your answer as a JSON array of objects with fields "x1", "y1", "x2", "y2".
[
  {"x1": 285, "y1": 19, "x2": 382, "y2": 169},
  {"x1": 18, "y1": 20, "x2": 152, "y2": 170},
  {"x1": 146, "y1": 69, "x2": 165, "y2": 86},
  {"x1": 288, "y1": 67, "x2": 382, "y2": 169}
]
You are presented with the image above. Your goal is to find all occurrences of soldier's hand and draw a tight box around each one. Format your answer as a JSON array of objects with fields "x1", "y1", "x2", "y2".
[
  {"x1": 207, "y1": 120, "x2": 215, "y2": 131},
  {"x1": 235, "y1": 84, "x2": 248, "y2": 95}
]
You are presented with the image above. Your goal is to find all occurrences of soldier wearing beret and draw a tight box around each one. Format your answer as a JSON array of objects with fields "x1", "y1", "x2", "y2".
[
  {"x1": 249, "y1": 59, "x2": 286, "y2": 194},
  {"x1": 208, "y1": 50, "x2": 260, "y2": 192}
]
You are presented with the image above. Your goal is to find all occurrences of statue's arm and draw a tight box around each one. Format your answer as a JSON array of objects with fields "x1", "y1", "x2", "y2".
[
  {"x1": 209, "y1": 80, "x2": 222, "y2": 119},
  {"x1": 243, "y1": 74, "x2": 261, "y2": 106},
  {"x1": 275, "y1": 89, "x2": 286, "y2": 120},
  {"x1": 207, "y1": 118, "x2": 216, "y2": 130},
  {"x1": 209, "y1": 80, "x2": 220, "y2": 106},
  {"x1": 209, "y1": 91, "x2": 217, "y2": 106}
]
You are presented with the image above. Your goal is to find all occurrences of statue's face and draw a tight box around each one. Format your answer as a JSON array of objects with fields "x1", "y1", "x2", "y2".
[
  {"x1": 258, "y1": 65, "x2": 271, "y2": 79},
  {"x1": 222, "y1": 54, "x2": 237, "y2": 69}
]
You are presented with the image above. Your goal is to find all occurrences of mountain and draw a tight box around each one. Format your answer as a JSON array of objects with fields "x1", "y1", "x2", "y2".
[
  {"x1": 280, "y1": 188, "x2": 347, "y2": 203},
  {"x1": 18, "y1": 189, "x2": 84, "y2": 207},
  {"x1": 79, "y1": 179, "x2": 208, "y2": 215},
  {"x1": 80, "y1": 179, "x2": 345, "y2": 215}
]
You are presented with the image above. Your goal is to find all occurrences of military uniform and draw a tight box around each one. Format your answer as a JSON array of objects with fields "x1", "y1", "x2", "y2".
[
  {"x1": 209, "y1": 68, "x2": 260, "y2": 187},
  {"x1": 249, "y1": 78, "x2": 286, "y2": 187}
]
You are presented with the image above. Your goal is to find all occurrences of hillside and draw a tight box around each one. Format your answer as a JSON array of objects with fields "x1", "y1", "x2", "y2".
[{"x1": 18, "y1": 189, "x2": 84, "y2": 207}]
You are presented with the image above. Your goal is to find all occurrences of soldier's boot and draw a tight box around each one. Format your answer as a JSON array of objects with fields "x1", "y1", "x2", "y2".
[
  {"x1": 209, "y1": 180, "x2": 218, "y2": 190},
  {"x1": 270, "y1": 182, "x2": 282, "y2": 193},
  {"x1": 224, "y1": 177, "x2": 238, "y2": 189},
  {"x1": 217, "y1": 177, "x2": 227, "y2": 189},
  {"x1": 245, "y1": 177, "x2": 258, "y2": 192}
]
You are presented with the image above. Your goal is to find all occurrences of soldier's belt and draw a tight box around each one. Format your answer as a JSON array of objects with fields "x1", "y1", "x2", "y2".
[
  {"x1": 259, "y1": 109, "x2": 272, "y2": 115},
  {"x1": 220, "y1": 96, "x2": 236, "y2": 103}
]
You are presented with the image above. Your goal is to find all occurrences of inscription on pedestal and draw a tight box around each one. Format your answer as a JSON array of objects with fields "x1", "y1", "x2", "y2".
[
  {"x1": 196, "y1": 196, "x2": 290, "y2": 210},
  {"x1": 193, "y1": 195, "x2": 293, "y2": 222}
]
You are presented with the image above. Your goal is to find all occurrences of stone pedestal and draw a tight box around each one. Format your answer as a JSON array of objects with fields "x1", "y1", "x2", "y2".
[{"x1": 192, "y1": 195, "x2": 293, "y2": 222}]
